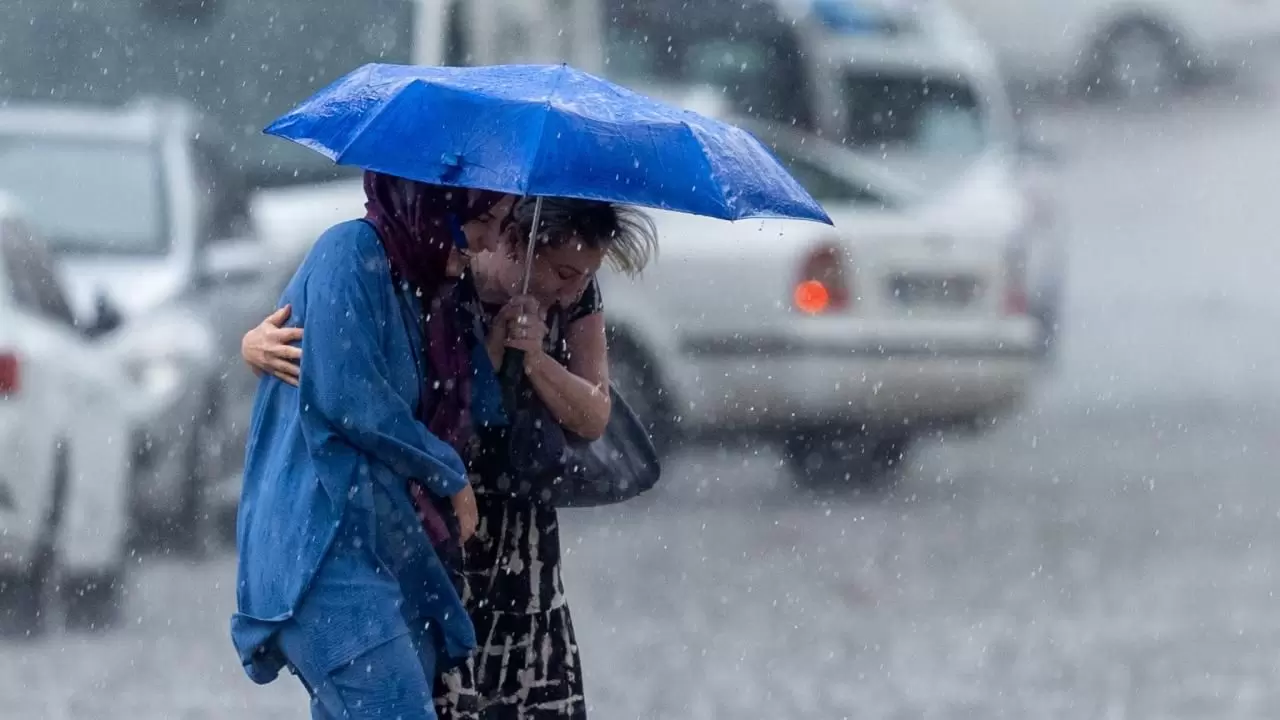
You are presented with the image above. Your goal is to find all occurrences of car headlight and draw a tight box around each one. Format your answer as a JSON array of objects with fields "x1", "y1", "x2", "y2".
[{"x1": 125, "y1": 355, "x2": 185, "y2": 398}]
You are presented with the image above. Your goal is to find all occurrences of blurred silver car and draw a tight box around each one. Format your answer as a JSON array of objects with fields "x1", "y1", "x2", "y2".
[
  {"x1": 600, "y1": 116, "x2": 1043, "y2": 487},
  {"x1": 0, "y1": 99, "x2": 287, "y2": 552}
]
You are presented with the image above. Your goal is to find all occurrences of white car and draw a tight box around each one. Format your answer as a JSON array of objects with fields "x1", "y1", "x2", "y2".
[
  {"x1": 600, "y1": 117, "x2": 1042, "y2": 486},
  {"x1": 0, "y1": 198, "x2": 134, "y2": 635},
  {"x1": 946, "y1": 0, "x2": 1280, "y2": 99},
  {"x1": 608, "y1": 0, "x2": 1066, "y2": 359},
  {"x1": 0, "y1": 99, "x2": 288, "y2": 555}
]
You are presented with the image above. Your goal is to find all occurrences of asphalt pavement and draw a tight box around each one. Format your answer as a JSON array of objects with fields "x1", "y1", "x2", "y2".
[{"x1": 5, "y1": 80, "x2": 1280, "y2": 719}]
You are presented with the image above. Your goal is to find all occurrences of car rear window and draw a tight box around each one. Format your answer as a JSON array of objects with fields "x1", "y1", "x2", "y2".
[
  {"x1": 0, "y1": 139, "x2": 166, "y2": 256},
  {"x1": 842, "y1": 71, "x2": 987, "y2": 158}
]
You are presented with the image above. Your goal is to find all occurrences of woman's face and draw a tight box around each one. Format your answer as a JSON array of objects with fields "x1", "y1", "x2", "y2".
[
  {"x1": 460, "y1": 193, "x2": 517, "y2": 254},
  {"x1": 502, "y1": 234, "x2": 607, "y2": 310}
]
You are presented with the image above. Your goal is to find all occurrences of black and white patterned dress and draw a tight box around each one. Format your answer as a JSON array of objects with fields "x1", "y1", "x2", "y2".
[{"x1": 435, "y1": 279, "x2": 602, "y2": 720}]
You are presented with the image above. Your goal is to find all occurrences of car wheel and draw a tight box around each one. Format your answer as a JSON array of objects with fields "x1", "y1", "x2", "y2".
[
  {"x1": 61, "y1": 568, "x2": 126, "y2": 632},
  {"x1": 783, "y1": 431, "x2": 914, "y2": 491},
  {"x1": 0, "y1": 445, "x2": 68, "y2": 639},
  {"x1": 1089, "y1": 20, "x2": 1184, "y2": 104},
  {"x1": 608, "y1": 339, "x2": 678, "y2": 459},
  {"x1": 170, "y1": 396, "x2": 222, "y2": 558},
  {"x1": 212, "y1": 503, "x2": 238, "y2": 552}
]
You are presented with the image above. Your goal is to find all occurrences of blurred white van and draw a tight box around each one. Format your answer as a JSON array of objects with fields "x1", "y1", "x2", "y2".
[
  {"x1": 945, "y1": 0, "x2": 1280, "y2": 99},
  {"x1": 605, "y1": 0, "x2": 1066, "y2": 357},
  {"x1": 0, "y1": 0, "x2": 603, "y2": 192}
]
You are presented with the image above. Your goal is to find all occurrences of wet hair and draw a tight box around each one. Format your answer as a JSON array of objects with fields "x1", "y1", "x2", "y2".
[{"x1": 510, "y1": 197, "x2": 658, "y2": 276}]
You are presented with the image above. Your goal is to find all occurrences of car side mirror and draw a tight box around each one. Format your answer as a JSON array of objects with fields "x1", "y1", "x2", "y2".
[
  {"x1": 198, "y1": 236, "x2": 263, "y2": 286},
  {"x1": 83, "y1": 290, "x2": 124, "y2": 340}
]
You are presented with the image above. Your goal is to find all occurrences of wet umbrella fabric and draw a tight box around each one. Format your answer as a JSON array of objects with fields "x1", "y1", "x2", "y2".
[{"x1": 264, "y1": 62, "x2": 832, "y2": 225}]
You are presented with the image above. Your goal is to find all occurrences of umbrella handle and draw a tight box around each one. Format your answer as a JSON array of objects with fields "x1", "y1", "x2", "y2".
[
  {"x1": 499, "y1": 347, "x2": 526, "y2": 415},
  {"x1": 500, "y1": 195, "x2": 543, "y2": 414}
]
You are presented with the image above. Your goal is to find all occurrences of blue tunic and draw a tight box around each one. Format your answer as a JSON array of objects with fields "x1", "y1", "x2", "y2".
[{"x1": 231, "y1": 219, "x2": 475, "y2": 685}]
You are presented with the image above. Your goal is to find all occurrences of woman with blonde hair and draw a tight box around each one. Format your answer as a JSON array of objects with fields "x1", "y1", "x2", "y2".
[{"x1": 243, "y1": 195, "x2": 657, "y2": 719}]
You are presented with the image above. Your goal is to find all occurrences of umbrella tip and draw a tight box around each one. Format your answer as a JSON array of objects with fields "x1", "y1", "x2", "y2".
[{"x1": 441, "y1": 152, "x2": 462, "y2": 168}]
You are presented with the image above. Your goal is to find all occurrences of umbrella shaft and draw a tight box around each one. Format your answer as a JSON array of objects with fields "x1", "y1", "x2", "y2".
[{"x1": 520, "y1": 196, "x2": 544, "y2": 296}]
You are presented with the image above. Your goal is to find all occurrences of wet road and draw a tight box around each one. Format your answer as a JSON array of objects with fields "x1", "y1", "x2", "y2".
[{"x1": 6, "y1": 85, "x2": 1280, "y2": 718}]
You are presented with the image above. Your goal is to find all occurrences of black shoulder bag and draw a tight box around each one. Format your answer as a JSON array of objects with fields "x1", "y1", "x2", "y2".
[{"x1": 489, "y1": 312, "x2": 663, "y2": 508}]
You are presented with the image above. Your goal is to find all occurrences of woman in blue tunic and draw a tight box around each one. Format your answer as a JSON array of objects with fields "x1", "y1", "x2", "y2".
[
  {"x1": 232, "y1": 171, "x2": 516, "y2": 720},
  {"x1": 243, "y1": 197, "x2": 658, "y2": 719}
]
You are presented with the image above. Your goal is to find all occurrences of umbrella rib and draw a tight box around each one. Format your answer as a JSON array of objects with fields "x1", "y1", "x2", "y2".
[
  {"x1": 520, "y1": 65, "x2": 571, "y2": 197},
  {"x1": 681, "y1": 119, "x2": 733, "y2": 218},
  {"x1": 332, "y1": 78, "x2": 405, "y2": 165}
]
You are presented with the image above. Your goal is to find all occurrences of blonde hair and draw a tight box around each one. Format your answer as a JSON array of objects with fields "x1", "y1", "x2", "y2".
[{"x1": 512, "y1": 197, "x2": 658, "y2": 276}]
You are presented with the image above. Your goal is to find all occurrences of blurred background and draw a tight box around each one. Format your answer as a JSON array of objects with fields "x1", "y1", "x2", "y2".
[{"x1": 1, "y1": 0, "x2": 1278, "y2": 717}]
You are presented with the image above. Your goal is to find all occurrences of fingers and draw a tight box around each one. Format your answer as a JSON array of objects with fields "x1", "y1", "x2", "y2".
[
  {"x1": 504, "y1": 332, "x2": 546, "y2": 355},
  {"x1": 505, "y1": 325, "x2": 540, "y2": 343},
  {"x1": 491, "y1": 306, "x2": 518, "y2": 328},
  {"x1": 492, "y1": 296, "x2": 545, "y2": 355},
  {"x1": 506, "y1": 304, "x2": 544, "y2": 327},
  {"x1": 269, "y1": 355, "x2": 300, "y2": 376},
  {"x1": 451, "y1": 486, "x2": 478, "y2": 543},
  {"x1": 500, "y1": 295, "x2": 541, "y2": 317},
  {"x1": 505, "y1": 312, "x2": 547, "y2": 340},
  {"x1": 494, "y1": 300, "x2": 526, "y2": 323},
  {"x1": 458, "y1": 514, "x2": 477, "y2": 544},
  {"x1": 503, "y1": 336, "x2": 544, "y2": 353},
  {"x1": 271, "y1": 343, "x2": 302, "y2": 362},
  {"x1": 268, "y1": 357, "x2": 300, "y2": 384},
  {"x1": 511, "y1": 295, "x2": 541, "y2": 315},
  {"x1": 266, "y1": 304, "x2": 292, "y2": 328},
  {"x1": 271, "y1": 368, "x2": 300, "y2": 387},
  {"x1": 271, "y1": 326, "x2": 304, "y2": 344}
]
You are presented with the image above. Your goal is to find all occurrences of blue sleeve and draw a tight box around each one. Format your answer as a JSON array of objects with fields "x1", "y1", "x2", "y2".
[{"x1": 295, "y1": 239, "x2": 467, "y2": 498}]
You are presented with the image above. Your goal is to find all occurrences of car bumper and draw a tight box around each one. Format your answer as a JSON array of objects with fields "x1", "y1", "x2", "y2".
[
  {"x1": 675, "y1": 326, "x2": 1039, "y2": 432},
  {"x1": 0, "y1": 412, "x2": 39, "y2": 569},
  {"x1": 0, "y1": 487, "x2": 37, "y2": 575}
]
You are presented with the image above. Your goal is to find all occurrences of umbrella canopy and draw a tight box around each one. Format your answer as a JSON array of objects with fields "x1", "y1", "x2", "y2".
[{"x1": 265, "y1": 62, "x2": 832, "y2": 225}]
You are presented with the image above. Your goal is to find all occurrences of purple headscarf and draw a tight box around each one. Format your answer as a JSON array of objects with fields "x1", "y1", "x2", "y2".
[
  {"x1": 362, "y1": 171, "x2": 506, "y2": 544},
  {"x1": 362, "y1": 171, "x2": 504, "y2": 451}
]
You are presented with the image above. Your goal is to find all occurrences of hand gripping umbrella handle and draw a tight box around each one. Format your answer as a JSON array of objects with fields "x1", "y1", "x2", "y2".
[{"x1": 498, "y1": 196, "x2": 544, "y2": 415}]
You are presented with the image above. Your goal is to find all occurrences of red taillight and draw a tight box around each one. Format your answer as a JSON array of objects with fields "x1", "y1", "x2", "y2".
[
  {"x1": 0, "y1": 352, "x2": 18, "y2": 396},
  {"x1": 794, "y1": 243, "x2": 852, "y2": 315}
]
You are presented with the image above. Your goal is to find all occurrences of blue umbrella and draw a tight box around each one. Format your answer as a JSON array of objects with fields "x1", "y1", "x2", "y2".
[{"x1": 264, "y1": 62, "x2": 832, "y2": 225}]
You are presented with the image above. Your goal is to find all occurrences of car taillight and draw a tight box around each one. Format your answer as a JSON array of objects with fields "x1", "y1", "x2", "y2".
[
  {"x1": 0, "y1": 352, "x2": 18, "y2": 396},
  {"x1": 1002, "y1": 244, "x2": 1029, "y2": 316},
  {"x1": 794, "y1": 242, "x2": 852, "y2": 314}
]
